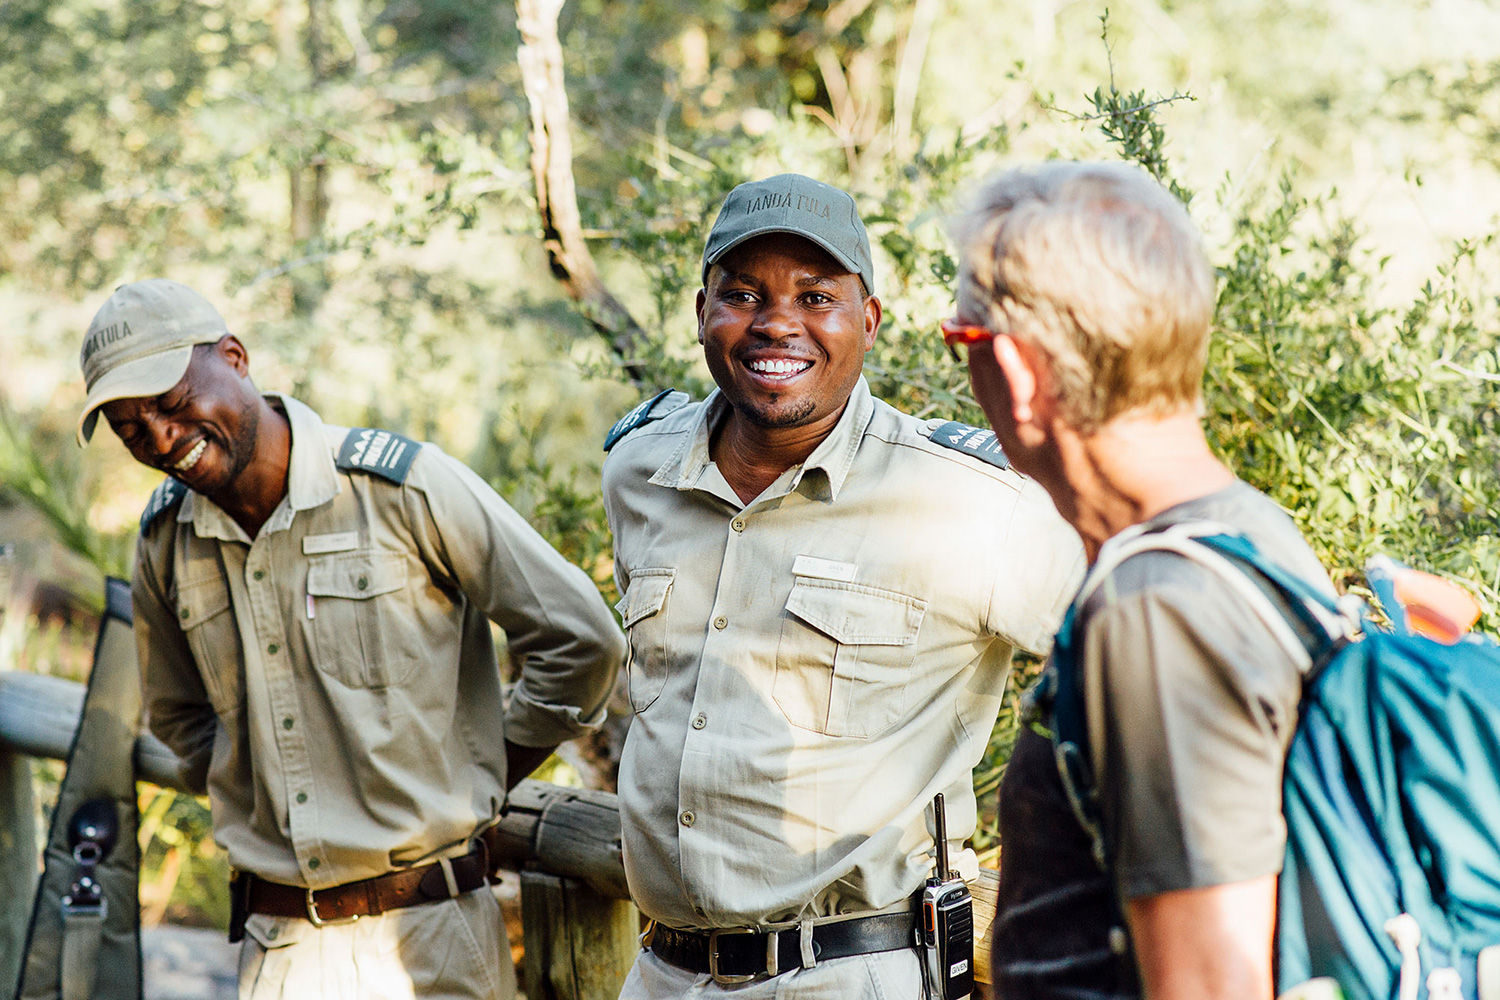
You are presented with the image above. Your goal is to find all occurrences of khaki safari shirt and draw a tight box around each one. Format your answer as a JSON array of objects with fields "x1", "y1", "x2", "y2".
[
  {"x1": 132, "y1": 394, "x2": 624, "y2": 889},
  {"x1": 601, "y1": 377, "x2": 1084, "y2": 930}
]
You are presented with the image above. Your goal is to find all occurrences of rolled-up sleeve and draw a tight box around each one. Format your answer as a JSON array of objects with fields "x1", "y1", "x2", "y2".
[
  {"x1": 403, "y1": 446, "x2": 625, "y2": 747},
  {"x1": 132, "y1": 533, "x2": 216, "y2": 793}
]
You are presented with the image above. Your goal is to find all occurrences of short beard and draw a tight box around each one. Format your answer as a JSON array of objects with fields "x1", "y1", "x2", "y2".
[
  {"x1": 737, "y1": 396, "x2": 817, "y2": 429},
  {"x1": 223, "y1": 397, "x2": 262, "y2": 484}
]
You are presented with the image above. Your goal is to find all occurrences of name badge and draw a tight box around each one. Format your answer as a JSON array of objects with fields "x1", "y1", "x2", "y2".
[
  {"x1": 792, "y1": 555, "x2": 857, "y2": 582},
  {"x1": 303, "y1": 531, "x2": 359, "y2": 555}
]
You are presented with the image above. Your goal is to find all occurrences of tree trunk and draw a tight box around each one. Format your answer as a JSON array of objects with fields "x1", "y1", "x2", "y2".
[
  {"x1": 284, "y1": 0, "x2": 329, "y2": 316},
  {"x1": 516, "y1": 0, "x2": 650, "y2": 386}
]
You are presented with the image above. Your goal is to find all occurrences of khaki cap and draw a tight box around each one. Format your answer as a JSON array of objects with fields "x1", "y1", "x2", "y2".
[
  {"x1": 76, "y1": 279, "x2": 229, "y2": 446},
  {"x1": 701, "y1": 173, "x2": 875, "y2": 295}
]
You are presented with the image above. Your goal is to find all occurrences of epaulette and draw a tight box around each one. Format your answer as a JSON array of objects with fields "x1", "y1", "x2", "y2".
[
  {"x1": 926, "y1": 420, "x2": 1011, "y2": 470},
  {"x1": 336, "y1": 428, "x2": 421, "y2": 484},
  {"x1": 604, "y1": 389, "x2": 690, "y2": 452},
  {"x1": 139, "y1": 477, "x2": 188, "y2": 533}
]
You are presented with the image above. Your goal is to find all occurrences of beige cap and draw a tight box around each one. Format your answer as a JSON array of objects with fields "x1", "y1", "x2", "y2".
[{"x1": 76, "y1": 279, "x2": 229, "y2": 446}]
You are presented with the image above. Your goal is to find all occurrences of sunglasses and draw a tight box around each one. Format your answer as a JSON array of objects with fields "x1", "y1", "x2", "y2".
[{"x1": 939, "y1": 318, "x2": 995, "y2": 362}]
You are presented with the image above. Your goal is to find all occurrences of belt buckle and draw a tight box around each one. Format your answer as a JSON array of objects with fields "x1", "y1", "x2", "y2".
[
  {"x1": 305, "y1": 887, "x2": 361, "y2": 928},
  {"x1": 707, "y1": 927, "x2": 777, "y2": 985}
]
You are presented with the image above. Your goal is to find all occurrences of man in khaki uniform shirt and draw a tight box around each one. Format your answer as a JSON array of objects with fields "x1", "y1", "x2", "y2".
[
  {"x1": 76, "y1": 279, "x2": 625, "y2": 1000},
  {"x1": 601, "y1": 174, "x2": 1083, "y2": 998}
]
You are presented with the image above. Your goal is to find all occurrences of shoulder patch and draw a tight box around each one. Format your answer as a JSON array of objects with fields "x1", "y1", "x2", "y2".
[
  {"x1": 926, "y1": 420, "x2": 1011, "y2": 470},
  {"x1": 337, "y1": 428, "x2": 421, "y2": 484},
  {"x1": 604, "y1": 389, "x2": 690, "y2": 452},
  {"x1": 139, "y1": 477, "x2": 188, "y2": 533}
]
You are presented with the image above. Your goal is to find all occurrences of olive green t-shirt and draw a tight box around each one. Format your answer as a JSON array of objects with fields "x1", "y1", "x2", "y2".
[{"x1": 1079, "y1": 481, "x2": 1336, "y2": 899}]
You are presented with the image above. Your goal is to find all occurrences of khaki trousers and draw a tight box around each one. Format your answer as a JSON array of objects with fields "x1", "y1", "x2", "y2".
[
  {"x1": 237, "y1": 887, "x2": 515, "y2": 999},
  {"x1": 619, "y1": 943, "x2": 924, "y2": 999}
]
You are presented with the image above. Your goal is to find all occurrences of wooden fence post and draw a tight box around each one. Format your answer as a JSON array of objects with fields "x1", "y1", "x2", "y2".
[
  {"x1": 520, "y1": 869, "x2": 638, "y2": 1000},
  {"x1": 0, "y1": 745, "x2": 36, "y2": 993}
]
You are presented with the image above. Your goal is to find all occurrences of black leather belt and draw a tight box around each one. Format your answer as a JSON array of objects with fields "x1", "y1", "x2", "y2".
[{"x1": 646, "y1": 911, "x2": 917, "y2": 983}]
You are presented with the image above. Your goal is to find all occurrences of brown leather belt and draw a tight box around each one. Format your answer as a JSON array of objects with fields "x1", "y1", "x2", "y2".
[{"x1": 243, "y1": 826, "x2": 500, "y2": 925}]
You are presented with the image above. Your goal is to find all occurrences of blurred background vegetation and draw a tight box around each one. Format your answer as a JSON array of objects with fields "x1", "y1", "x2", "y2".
[{"x1": 4, "y1": 0, "x2": 1500, "y2": 922}]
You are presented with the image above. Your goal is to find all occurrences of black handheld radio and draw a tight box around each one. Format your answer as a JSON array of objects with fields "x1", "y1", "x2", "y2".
[{"x1": 919, "y1": 793, "x2": 974, "y2": 1000}]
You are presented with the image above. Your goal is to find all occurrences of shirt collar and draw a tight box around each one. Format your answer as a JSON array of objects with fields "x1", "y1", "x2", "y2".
[
  {"x1": 178, "y1": 393, "x2": 340, "y2": 541},
  {"x1": 648, "y1": 376, "x2": 875, "y2": 504}
]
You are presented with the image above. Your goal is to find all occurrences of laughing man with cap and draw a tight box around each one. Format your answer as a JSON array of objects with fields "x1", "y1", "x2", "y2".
[
  {"x1": 78, "y1": 279, "x2": 624, "y2": 999},
  {"x1": 600, "y1": 174, "x2": 1084, "y2": 998}
]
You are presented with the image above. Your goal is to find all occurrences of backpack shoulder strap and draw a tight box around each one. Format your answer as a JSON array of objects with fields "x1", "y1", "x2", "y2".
[{"x1": 1046, "y1": 520, "x2": 1347, "y2": 870}]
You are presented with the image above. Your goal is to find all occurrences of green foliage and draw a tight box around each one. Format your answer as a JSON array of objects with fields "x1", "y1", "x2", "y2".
[
  {"x1": 1077, "y1": 11, "x2": 1195, "y2": 206},
  {"x1": 1209, "y1": 191, "x2": 1500, "y2": 604},
  {"x1": 0, "y1": 408, "x2": 132, "y2": 581},
  {"x1": 137, "y1": 785, "x2": 229, "y2": 929},
  {"x1": 6, "y1": 0, "x2": 1500, "y2": 901}
]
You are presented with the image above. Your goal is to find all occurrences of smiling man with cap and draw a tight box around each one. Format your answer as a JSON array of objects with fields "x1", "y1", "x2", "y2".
[
  {"x1": 78, "y1": 278, "x2": 624, "y2": 999},
  {"x1": 600, "y1": 174, "x2": 1084, "y2": 998}
]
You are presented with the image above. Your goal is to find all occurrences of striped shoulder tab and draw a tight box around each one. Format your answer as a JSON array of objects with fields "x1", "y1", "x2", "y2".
[
  {"x1": 604, "y1": 389, "x2": 690, "y2": 452},
  {"x1": 926, "y1": 420, "x2": 1011, "y2": 470},
  {"x1": 336, "y1": 428, "x2": 421, "y2": 484},
  {"x1": 139, "y1": 477, "x2": 188, "y2": 533}
]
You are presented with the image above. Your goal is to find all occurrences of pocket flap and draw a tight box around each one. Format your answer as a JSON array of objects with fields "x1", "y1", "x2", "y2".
[
  {"x1": 244, "y1": 913, "x2": 303, "y2": 950},
  {"x1": 176, "y1": 576, "x2": 230, "y2": 629},
  {"x1": 785, "y1": 578, "x2": 925, "y2": 645},
  {"x1": 615, "y1": 569, "x2": 675, "y2": 629},
  {"x1": 306, "y1": 552, "x2": 406, "y2": 599}
]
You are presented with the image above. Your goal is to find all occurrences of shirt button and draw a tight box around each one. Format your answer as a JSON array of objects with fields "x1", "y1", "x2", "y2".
[
  {"x1": 253, "y1": 570, "x2": 265, "y2": 581},
  {"x1": 713, "y1": 616, "x2": 727, "y2": 630},
  {"x1": 356, "y1": 576, "x2": 369, "y2": 590},
  {"x1": 731, "y1": 518, "x2": 746, "y2": 532},
  {"x1": 692, "y1": 713, "x2": 707, "y2": 730},
  {"x1": 266, "y1": 925, "x2": 279, "y2": 940},
  {"x1": 296, "y1": 792, "x2": 308, "y2": 804},
  {"x1": 308, "y1": 857, "x2": 321, "y2": 870},
  {"x1": 179, "y1": 608, "x2": 190, "y2": 620},
  {"x1": 680, "y1": 811, "x2": 695, "y2": 827},
  {"x1": 267, "y1": 643, "x2": 279, "y2": 655},
  {"x1": 282, "y1": 717, "x2": 294, "y2": 730}
]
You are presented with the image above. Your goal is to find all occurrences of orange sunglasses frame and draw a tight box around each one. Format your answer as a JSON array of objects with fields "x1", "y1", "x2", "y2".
[{"x1": 939, "y1": 318, "x2": 995, "y2": 361}]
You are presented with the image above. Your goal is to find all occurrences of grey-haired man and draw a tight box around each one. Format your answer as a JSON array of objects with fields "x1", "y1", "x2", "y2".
[
  {"x1": 77, "y1": 279, "x2": 624, "y2": 999},
  {"x1": 601, "y1": 174, "x2": 1084, "y2": 998}
]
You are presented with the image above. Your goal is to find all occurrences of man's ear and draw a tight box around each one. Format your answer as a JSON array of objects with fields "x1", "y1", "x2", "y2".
[
  {"x1": 991, "y1": 334, "x2": 1038, "y2": 426},
  {"x1": 695, "y1": 288, "x2": 708, "y2": 346},
  {"x1": 216, "y1": 334, "x2": 251, "y2": 376},
  {"x1": 862, "y1": 294, "x2": 882, "y2": 352}
]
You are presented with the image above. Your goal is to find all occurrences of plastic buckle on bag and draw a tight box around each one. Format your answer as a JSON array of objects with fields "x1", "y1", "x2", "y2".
[
  {"x1": 305, "y1": 887, "x2": 360, "y2": 928},
  {"x1": 708, "y1": 927, "x2": 777, "y2": 984}
]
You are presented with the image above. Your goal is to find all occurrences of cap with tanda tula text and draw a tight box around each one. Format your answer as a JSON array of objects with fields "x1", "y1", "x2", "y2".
[
  {"x1": 76, "y1": 279, "x2": 229, "y2": 446},
  {"x1": 701, "y1": 174, "x2": 876, "y2": 295}
]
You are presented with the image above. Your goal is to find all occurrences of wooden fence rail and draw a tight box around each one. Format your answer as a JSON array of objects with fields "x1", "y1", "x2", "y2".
[{"x1": 0, "y1": 671, "x2": 999, "y2": 998}]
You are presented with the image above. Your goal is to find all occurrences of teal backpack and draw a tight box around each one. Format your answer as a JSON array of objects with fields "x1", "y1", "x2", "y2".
[{"x1": 1041, "y1": 522, "x2": 1500, "y2": 1000}]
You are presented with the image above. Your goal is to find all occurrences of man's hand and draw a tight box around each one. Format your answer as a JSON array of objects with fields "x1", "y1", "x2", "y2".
[
  {"x1": 504, "y1": 740, "x2": 559, "y2": 791},
  {"x1": 1125, "y1": 874, "x2": 1276, "y2": 1000}
]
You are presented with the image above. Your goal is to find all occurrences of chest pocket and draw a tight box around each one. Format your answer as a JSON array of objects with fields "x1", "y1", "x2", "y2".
[
  {"x1": 614, "y1": 568, "x2": 674, "y2": 714},
  {"x1": 175, "y1": 574, "x2": 241, "y2": 715},
  {"x1": 306, "y1": 551, "x2": 410, "y2": 688},
  {"x1": 774, "y1": 578, "x2": 926, "y2": 738}
]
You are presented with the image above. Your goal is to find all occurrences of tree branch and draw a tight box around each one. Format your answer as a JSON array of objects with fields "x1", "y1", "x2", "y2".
[{"x1": 516, "y1": 0, "x2": 649, "y2": 386}]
